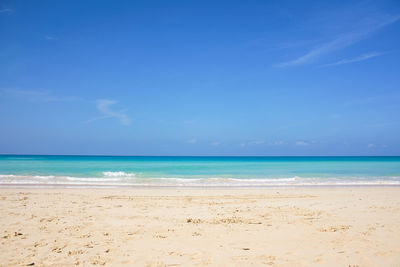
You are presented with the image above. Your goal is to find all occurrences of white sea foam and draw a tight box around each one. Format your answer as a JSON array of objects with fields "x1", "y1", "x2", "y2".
[
  {"x1": 0, "y1": 174, "x2": 400, "y2": 187},
  {"x1": 33, "y1": 175, "x2": 56, "y2": 179},
  {"x1": 0, "y1": 175, "x2": 17, "y2": 178},
  {"x1": 66, "y1": 177, "x2": 123, "y2": 182},
  {"x1": 103, "y1": 171, "x2": 136, "y2": 177}
]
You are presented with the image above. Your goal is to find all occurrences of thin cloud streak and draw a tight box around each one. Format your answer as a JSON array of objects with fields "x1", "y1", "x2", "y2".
[
  {"x1": 0, "y1": 8, "x2": 12, "y2": 13},
  {"x1": 323, "y1": 52, "x2": 383, "y2": 67},
  {"x1": 272, "y1": 141, "x2": 285, "y2": 145},
  {"x1": 94, "y1": 99, "x2": 131, "y2": 126},
  {"x1": 45, "y1": 35, "x2": 57, "y2": 41},
  {"x1": 296, "y1": 141, "x2": 311, "y2": 146},
  {"x1": 276, "y1": 15, "x2": 400, "y2": 67},
  {"x1": 240, "y1": 140, "x2": 265, "y2": 147}
]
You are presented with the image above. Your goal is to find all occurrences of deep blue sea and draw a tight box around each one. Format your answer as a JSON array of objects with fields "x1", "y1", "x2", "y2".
[{"x1": 1, "y1": 155, "x2": 400, "y2": 186}]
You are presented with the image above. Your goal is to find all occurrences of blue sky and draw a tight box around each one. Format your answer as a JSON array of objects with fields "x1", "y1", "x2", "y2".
[{"x1": 0, "y1": 0, "x2": 399, "y2": 156}]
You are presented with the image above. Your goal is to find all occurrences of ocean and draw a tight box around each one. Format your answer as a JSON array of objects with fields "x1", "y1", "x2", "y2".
[{"x1": 0, "y1": 155, "x2": 400, "y2": 186}]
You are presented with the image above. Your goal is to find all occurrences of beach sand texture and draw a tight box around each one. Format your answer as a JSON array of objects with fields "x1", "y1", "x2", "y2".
[{"x1": 1, "y1": 187, "x2": 400, "y2": 266}]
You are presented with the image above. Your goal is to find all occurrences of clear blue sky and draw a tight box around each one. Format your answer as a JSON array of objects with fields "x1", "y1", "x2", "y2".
[{"x1": 1, "y1": 0, "x2": 399, "y2": 156}]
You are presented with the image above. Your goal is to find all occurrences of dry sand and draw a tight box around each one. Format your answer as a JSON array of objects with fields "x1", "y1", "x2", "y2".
[{"x1": 0, "y1": 186, "x2": 400, "y2": 266}]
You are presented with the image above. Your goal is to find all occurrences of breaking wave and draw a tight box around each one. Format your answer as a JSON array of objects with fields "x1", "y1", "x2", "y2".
[
  {"x1": 102, "y1": 171, "x2": 136, "y2": 177},
  {"x1": 0, "y1": 174, "x2": 400, "y2": 187}
]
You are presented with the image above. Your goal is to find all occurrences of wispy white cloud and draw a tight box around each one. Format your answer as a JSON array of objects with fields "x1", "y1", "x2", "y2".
[
  {"x1": 240, "y1": 140, "x2": 265, "y2": 147},
  {"x1": 248, "y1": 140, "x2": 265, "y2": 145},
  {"x1": 296, "y1": 141, "x2": 311, "y2": 146},
  {"x1": 0, "y1": 8, "x2": 12, "y2": 13},
  {"x1": 323, "y1": 52, "x2": 383, "y2": 67},
  {"x1": 368, "y1": 143, "x2": 388, "y2": 148},
  {"x1": 210, "y1": 141, "x2": 221, "y2": 146},
  {"x1": 45, "y1": 35, "x2": 57, "y2": 41},
  {"x1": 186, "y1": 139, "x2": 197, "y2": 144},
  {"x1": 0, "y1": 88, "x2": 80, "y2": 102},
  {"x1": 241, "y1": 140, "x2": 287, "y2": 147},
  {"x1": 91, "y1": 99, "x2": 131, "y2": 126},
  {"x1": 272, "y1": 140, "x2": 286, "y2": 145},
  {"x1": 276, "y1": 15, "x2": 400, "y2": 67}
]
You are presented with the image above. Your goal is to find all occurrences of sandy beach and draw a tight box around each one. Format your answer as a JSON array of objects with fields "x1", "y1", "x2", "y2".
[{"x1": 1, "y1": 186, "x2": 400, "y2": 266}]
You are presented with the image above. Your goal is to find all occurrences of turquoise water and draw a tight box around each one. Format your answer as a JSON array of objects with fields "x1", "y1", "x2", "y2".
[{"x1": 1, "y1": 155, "x2": 400, "y2": 186}]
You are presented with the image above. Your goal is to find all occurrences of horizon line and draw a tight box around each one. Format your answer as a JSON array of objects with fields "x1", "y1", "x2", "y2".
[{"x1": 1, "y1": 154, "x2": 399, "y2": 157}]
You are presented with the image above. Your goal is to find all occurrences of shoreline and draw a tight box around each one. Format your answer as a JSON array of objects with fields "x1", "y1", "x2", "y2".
[{"x1": 1, "y1": 183, "x2": 400, "y2": 189}]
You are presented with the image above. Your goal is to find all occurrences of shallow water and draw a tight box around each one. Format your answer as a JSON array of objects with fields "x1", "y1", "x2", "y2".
[{"x1": 1, "y1": 155, "x2": 400, "y2": 186}]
